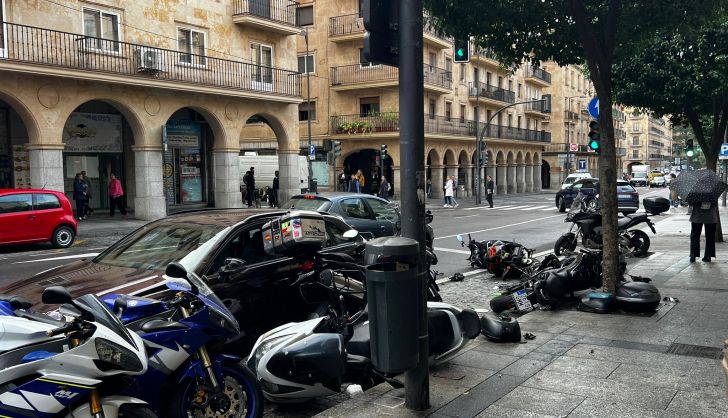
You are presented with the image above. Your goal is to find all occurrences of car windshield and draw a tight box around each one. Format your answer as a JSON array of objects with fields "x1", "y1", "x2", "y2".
[
  {"x1": 94, "y1": 221, "x2": 231, "y2": 272},
  {"x1": 633, "y1": 173, "x2": 647, "y2": 178},
  {"x1": 282, "y1": 196, "x2": 330, "y2": 211},
  {"x1": 617, "y1": 182, "x2": 635, "y2": 193},
  {"x1": 563, "y1": 176, "x2": 579, "y2": 184}
]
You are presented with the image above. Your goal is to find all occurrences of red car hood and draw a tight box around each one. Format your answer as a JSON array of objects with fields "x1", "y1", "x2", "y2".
[{"x1": 2, "y1": 260, "x2": 167, "y2": 311}]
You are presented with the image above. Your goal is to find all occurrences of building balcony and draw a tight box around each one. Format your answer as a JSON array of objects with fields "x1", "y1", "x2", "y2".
[
  {"x1": 329, "y1": 14, "x2": 364, "y2": 42},
  {"x1": 468, "y1": 82, "x2": 515, "y2": 105},
  {"x1": 471, "y1": 47, "x2": 501, "y2": 69},
  {"x1": 330, "y1": 113, "x2": 551, "y2": 143},
  {"x1": 524, "y1": 100, "x2": 550, "y2": 117},
  {"x1": 232, "y1": 0, "x2": 300, "y2": 35},
  {"x1": 0, "y1": 22, "x2": 301, "y2": 101},
  {"x1": 564, "y1": 110, "x2": 580, "y2": 123},
  {"x1": 423, "y1": 23, "x2": 452, "y2": 49},
  {"x1": 525, "y1": 67, "x2": 552, "y2": 86},
  {"x1": 330, "y1": 64, "x2": 452, "y2": 93},
  {"x1": 615, "y1": 128, "x2": 626, "y2": 140},
  {"x1": 629, "y1": 155, "x2": 643, "y2": 161}
]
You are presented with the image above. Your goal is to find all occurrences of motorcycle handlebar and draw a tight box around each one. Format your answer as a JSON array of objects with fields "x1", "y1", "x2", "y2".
[{"x1": 46, "y1": 322, "x2": 76, "y2": 337}]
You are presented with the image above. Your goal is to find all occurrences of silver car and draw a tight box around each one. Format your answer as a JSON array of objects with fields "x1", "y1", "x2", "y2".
[{"x1": 650, "y1": 176, "x2": 667, "y2": 188}]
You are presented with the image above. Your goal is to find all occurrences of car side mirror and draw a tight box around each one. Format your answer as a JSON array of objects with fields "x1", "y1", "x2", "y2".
[
  {"x1": 42, "y1": 286, "x2": 73, "y2": 305},
  {"x1": 165, "y1": 262, "x2": 188, "y2": 279}
]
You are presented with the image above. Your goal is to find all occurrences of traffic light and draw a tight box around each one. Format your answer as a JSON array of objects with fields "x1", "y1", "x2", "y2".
[
  {"x1": 588, "y1": 121, "x2": 601, "y2": 153},
  {"x1": 453, "y1": 40, "x2": 470, "y2": 63},
  {"x1": 685, "y1": 139, "x2": 695, "y2": 157},
  {"x1": 362, "y1": 0, "x2": 399, "y2": 66},
  {"x1": 333, "y1": 140, "x2": 342, "y2": 157},
  {"x1": 380, "y1": 144, "x2": 388, "y2": 160}
]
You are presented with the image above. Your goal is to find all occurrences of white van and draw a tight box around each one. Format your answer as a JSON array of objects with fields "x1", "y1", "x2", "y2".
[
  {"x1": 239, "y1": 154, "x2": 309, "y2": 192},
  {"x1": 561, "y1": 172, "x2": 593, "y2": 189}
]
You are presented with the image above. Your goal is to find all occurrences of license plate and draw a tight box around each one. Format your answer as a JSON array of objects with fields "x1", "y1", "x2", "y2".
[{"x1": 513, "y1": 289, "x2": 533, "y2": 312}]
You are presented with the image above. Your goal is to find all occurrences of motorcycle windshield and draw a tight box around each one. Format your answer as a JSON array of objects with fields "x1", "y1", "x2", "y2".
[
  {"x1": 186, "y1": 273, "x2": 240, "y2": 334},
  {"x1": 566, "y1": 193, "x2": 586, "y2": 220},
  {"x1": 75, "y1": 294, "x2": 137, "y2": 349}
]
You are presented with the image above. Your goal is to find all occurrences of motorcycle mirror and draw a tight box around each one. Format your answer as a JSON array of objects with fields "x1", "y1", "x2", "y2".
[
  {"x1": 343, "y1": 229, "x2": 359, "y2": 239},
  {"x1": 456, "y1": 234, "x2": 464, "y2": 243},
  {"x1": 165, "y1": 262, "x2": 188, "y2": 279},
  {"x1": 113, "y1": 296, "x2": 127, "y2": 317},
  {"x1": 42, "y1": 286, "x2": 73, "y2": 305},
  {"x1": 425, "y1": 210, "x2": 434, "y2": 224}
]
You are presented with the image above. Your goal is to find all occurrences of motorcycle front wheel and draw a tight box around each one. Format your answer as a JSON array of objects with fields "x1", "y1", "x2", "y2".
[
  {"x1": 170, "y1": 363, "x2": 263, "y2": 418},
  {"x1": 554, "y1": 234, "x2": 577, "y2": 256},
  {"x1": 627, "y1": 230, "x2": 650, "y2": 257}
]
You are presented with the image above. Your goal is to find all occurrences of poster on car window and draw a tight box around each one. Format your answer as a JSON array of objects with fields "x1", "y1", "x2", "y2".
[{"x1": 62, "y1": 113, "x2": 123, "y2": 153}]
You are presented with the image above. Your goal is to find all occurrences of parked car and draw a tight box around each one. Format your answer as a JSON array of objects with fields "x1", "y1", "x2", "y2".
[
  {"x1": 0, "y1": 189, "x2": 77, "y2": 248},
  {"x1": 648, "y1": 170, "x2": 664, "y2": 182},
  {"x1": 283, "y1": 192, "x2": 435, "y2": 248},
  {"x1": 650, "y1": 176, "x2": 667, "y2": 188},
  {"x1": 560, "y1": 172, "x2": 593, "y2": 190},
  {"x1": 2, "y1": 209, "x2": 365, "y2": 350},
  {"x1": 555, "y1": 179, "x2": 639, "y2": 215}
]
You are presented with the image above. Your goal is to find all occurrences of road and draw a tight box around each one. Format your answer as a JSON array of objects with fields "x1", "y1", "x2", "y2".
[{"x1": 0, "y1": 187, "x2": 671, "y2": 287}]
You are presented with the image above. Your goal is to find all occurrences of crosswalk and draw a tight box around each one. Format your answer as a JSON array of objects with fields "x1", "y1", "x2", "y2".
[{"x1": 461, "y1": 204, "x2": 648, "y2": 214}]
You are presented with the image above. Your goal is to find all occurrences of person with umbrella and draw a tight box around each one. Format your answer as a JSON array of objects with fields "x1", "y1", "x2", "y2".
[{"x1": 672, "y1": 169, "x2": 727, "y2": 262}]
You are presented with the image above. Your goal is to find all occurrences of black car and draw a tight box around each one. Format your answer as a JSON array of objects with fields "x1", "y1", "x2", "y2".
[
  {"x1": 283, "y1": 192, "x2": 435, "y2": 247},
  {"x1": 555, "y1": 178, "x2": 640, "y2": 215}
]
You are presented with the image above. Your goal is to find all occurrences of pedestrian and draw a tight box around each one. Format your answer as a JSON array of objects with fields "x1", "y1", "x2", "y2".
[
  {"x1": 669, "y1": 173, "x2": 678, "y2": 208},
  {"x1": 486, "y1": 175, "x2": 495, "y2": 208},
  {"x1": 426, "y1": 178, "x2": 432, "y2": 197},
  {"x1": 243, "y1": 167, "x2": 256, "y2": 207},
  {"x1": 348, "y1": 174, "x2": 360, "y2": 193},
  {"x1": 356, "y1": 169, "x2": 365, "y2": 193},
  {"x1": 449, "y1": 176, "x2": 459, "y2": 207},
  {"x1": 108, "y1": 173, "x2": 127, "y2": 217},
  {"x1": 81, "y1": 170, "x2": 94, "y2": 216},
  {"x1": 444, "y1": 176, "x2": 454, "y2": 207},
  {"x1": 379, "y1": 176, "x2": 390, "y2": 200},
  {"x1": 339, "y1": 171, "x2": 347, "y2": 191},
  {"x1": 73, "y1": 173, "x2": 87, "y2": 221},
  {"x1": 689, "y1": 198, "x2": 718, "y2": 263}
]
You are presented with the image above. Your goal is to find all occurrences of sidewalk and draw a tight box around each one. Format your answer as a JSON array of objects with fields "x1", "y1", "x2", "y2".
[{"x1": 314, "y1": 210, "x2": 728, "y2": 418}]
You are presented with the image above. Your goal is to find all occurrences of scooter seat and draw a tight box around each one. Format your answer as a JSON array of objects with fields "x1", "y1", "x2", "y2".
[{"x1": 345, "y1": 322, "x2": 371, "y2": 358}]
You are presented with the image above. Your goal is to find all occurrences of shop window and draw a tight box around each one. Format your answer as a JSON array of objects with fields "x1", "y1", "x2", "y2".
[
  {"x1": 299, "y1": 101, "x2": 317, "y2": 121},
  {"x1": 296, "y1": 6, "x2": 314, "y2": 26},
  {"x1": 359, "y1": 97, "x2": 379, "y2": 116},
  {"x1": 82, "y1": 7, "x2": 120, "y2": 52},
  {"x1": 298, "y1": 54, "x2": 315, "y2": 74},
  {"x1": 178, "y1": 27, "x2": 206, "y2": 66}
]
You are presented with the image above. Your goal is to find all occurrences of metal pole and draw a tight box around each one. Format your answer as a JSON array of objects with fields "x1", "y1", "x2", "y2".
[
  {"x1": 475, "y1": 48, "x2": 481, "y2": 205},
  {"x1": 305, "y1": 31, "x2": 313, "y2": 192},
  {"x1": 723, "y1": 160, "x2": 727, "y2": 207},
  {"x1": 399, "y1": 0, "x2": 428, "y2": 410}
]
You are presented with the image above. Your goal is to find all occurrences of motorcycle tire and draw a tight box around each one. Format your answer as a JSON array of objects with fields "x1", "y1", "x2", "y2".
[
  {"x1": 628, "y1": 230, "x2": 651, "y2": 257},
  {"x1": 170, "y1": 362, "x2": 263, "y2": 418},
  {"x1": 118, "y1": 405, "x2": 157, "y2": 418},
  {"x1": 490, "y1": 294, "x2": 516, "y2": 313},
  {"x1": 554, "y1": 234, "x2": 577, "y2": 256}
]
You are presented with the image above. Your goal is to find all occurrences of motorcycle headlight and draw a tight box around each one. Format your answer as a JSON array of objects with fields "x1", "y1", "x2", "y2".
[
  {"x1": 250, "y1": 335, "x2": 290, "y2": 372},
  {"x1": 94, "y1": 338, "x2": 144, "y2": 372}
]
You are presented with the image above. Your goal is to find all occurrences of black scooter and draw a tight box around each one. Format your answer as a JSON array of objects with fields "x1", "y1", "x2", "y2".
[{"x1": 457, "y1": 234, "x2": 535, "y2": 278}]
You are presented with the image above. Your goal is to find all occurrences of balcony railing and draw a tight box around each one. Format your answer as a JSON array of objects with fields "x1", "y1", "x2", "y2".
[
  {"x1": 233, "y1": 0, "x2": 298, "y2": 26},
  {"x1": 525, "y1": 101, "x2": 548, "y2": 113},
  {"x1": 468, "y1": 82, "x2": 515, "y2": 103},
  {"x1": 0, "y1": 22, "x2": 301, "y2": 97},
  {"x1": 329, "y1": 13, "x2": 364, "y2": 37},
  {"x1": 423, "y1": 22, "x2": 453, "y2": 43},
  {"x1": 331, "y1": 64, "x2": 451, "y2": 90},
  {"x1": 330, "y1": 113, "x2": 551, "y2": 143},
  {"x1": 526, "y1": 67, "x2": 552, "y2": 84},
  {"x1": 564, "y1": 110, "x2": 580, "y2": 121}
]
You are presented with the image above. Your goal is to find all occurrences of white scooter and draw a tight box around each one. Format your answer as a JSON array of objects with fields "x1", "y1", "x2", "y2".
[{"x1": 0, "y1": 287, "x2": 154, "y2": 417}]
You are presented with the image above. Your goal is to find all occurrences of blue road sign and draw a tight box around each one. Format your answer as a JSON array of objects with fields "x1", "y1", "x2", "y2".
[
  {"x1": 588, "y1": 97, "x2": 599, "y2": 119},
  {"x1": 578, "y1": 159, "x2": 587, "y2": 170},
  {"x1": 309, "y1": 144, "x2": 316, "y2": 156},
  {"x1": 720, "y1": 143, "x2": 728, "y2": 159}
]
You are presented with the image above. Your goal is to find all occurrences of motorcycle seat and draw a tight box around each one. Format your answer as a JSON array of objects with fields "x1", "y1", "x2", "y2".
[
  {"x1": 617, "y1": 217, "x2": 633, "y2": 228},
  {"x1": 345, "y1": 322, "x2": 371, "y2": 358},
  {"x1": 0, "y1": 294, "x2": 33, "y2": 310},
  {"x1": 140, "y1": 319, "x2": 188, "y2": 333}
]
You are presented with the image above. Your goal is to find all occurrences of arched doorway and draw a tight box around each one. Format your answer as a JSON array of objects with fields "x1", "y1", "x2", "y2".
[
  {"x1": 426, "y1": 148, "x2": 441, "y2": 198},
  {"x1": 61, "y1": 101, "x2": 135, "y2": 212},
  {"x1": 343, "y1": 149, "x2": 392, "y2": 195},
  {"x1": 0, "y1": 98, "x2": 30, "y2": 189},
  {"x1": 627, "y1": 161, "x2": 644, "y2": 174},
  {"x1": 457, "y1": 150, "x2": 470, "y2": 196},
  {"x1": 541, "y1": 159, "x2": 551, "y2": 189}
]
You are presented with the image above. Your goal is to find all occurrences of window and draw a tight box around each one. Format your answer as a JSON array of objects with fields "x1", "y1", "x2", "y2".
[
  {"x1": 209, "y1": 227, "x2": 276, "y2": 274},
  {"x1": 460, "y1": 105, "x2": 466, "y2": 123},
  {"x1": 486, "y1": 72, "x2": 492, "y2": 86},
  {"x1": 428, "y1": 52, "x2": 436, "y2": 68},
  {"x1": 497, "y1": 76, "x2": 503, "y2": 88},
  {"x1": 517, "y1": 83, "x2": 522, "y2": 98},
  {"x1": 445, "y1": 102, "x2": 452, "y2": 121},
  {"x1": 339, "y1": 198, "x2": 372, "y2": 220},
  {"x1": 429, "y1": 100, "x2": 436, "y2": 119},
  {"x1": 632, "y1": 136, "x2": 640, "y2": 145},
  {"x1": 0, "y1": 0, "x2": 5, "y2": 58},
  {"x1": 299, "y1": 101, "x2": 317, "y2": 121},
  {"x1": 507, "y1": 113, "x2": 513, "y2": 128},
  {"x1": 508, "y1": 79, "x2": 513, "y2": 92},
  {"x1": 297, "y1": 54, "x2": 314, "y2": 74},
  {"x1": 517, "y1": 116, "x2": 522, "y2": 129},
  {"x1": 34, "y1": 194, "x2": 61, "y2": 210},
  {"x1": 83, "y1": 7, "x2": 120, "y2": 52},
  {"x1": 296, "y1": 5, "x2": 314, "y2": 26},
  {"x1": 0, "y1": 194, "x2": 33, "y2": 213},
  {"x1": 178, "y1": 27, "x2": 206, "y2": 66},
  {"x1": 445, "y1": 58, "x2": 452, "y2": 81},
  {"x1": 359, "y1": 96, "x2": 380, "y2": 116},
  {"x1": 359, "y1": 48, "x2": 376, "y2": 67},
  {"x1": 459, "y1": 63, "x2": 465, "y2": 82},
  {"x1": 632, "y1": 123, "x2": 641, "y2": 132},
  {"x1": 366, "y1": 198, "x2": 398, "y2": 221},
  {"x1": 251, "y1": 43, "x2": 273, "y2": 84},
  {"x1": 565, "y1": 70, "x2": 570, "y2": 86},
  {"x1": 632, "y1": 150, "x2": 640, "y2": 159},
  {"x1": 473, "y1": 68, "x2": 479, "y2": 83}
]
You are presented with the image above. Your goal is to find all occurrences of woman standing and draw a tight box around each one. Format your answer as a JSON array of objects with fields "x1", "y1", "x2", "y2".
[
  {"x1": 378, "y1": 176, "x2": 390, "y2": 200},
  {"x1": 73, "y1": 173, "x2": 87, "y2": 221},
  {"x1": 356, "y1": 169, "x2": 365, "y2": 193},
  {"x1": 444, "y1": 176, "x2": 454, "y2": 207},
  {"x1": 689, "y1": 199, "x2": 718, "y2": 262},
  {"x1": 108, "y1": 173, "x2": 127, "y2": 217}
]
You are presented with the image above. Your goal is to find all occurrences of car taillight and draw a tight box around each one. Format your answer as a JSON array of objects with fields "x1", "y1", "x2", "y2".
[{"x1": 301, "y1": 260, "x2": 315, "y2": 271}]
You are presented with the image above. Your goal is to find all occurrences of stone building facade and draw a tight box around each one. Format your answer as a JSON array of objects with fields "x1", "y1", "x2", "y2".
[
  {"x1": 624, "y1": 110, "x2": 674, "y2": 174},
  {"x1": 0, "y1": 0, "x2": 302, "y2": 220}
]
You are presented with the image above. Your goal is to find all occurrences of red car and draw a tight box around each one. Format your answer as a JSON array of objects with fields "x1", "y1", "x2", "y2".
[{"x1": 0, "y1": 189, "x2": 77, "y2": 248}]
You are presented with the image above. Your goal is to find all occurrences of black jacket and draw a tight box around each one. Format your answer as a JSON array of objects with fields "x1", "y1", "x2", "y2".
[
  {"x1": 272, "y1": 176, "x2": 279, "y2": 190},
  {"x1": 486, "y1": 180, "x2": 495, "y2": 194},
  {"x1": 690, "y1": 201, "x2": 719, "y2": 224}
]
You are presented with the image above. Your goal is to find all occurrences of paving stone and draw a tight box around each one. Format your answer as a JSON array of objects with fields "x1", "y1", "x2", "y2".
[
  {"x1": 607, "y1": 362, "x2": 725, "y2": 394},
  {"x1": 674, "y1": 331, "x2": 728, "y2": 348},
  {"x1": 493, "y1": 386, "x2": 584, "y2": 417},
  {"x1": 434, "y1": 374, "x2": 526, "y2": 418},
  {"x1": 431, "y1": 363, "x2": 496, "y2": 389},
  {"x1": 572, "y1": 336, "x2": 613, "y2": 346},
  {"x1": 498, "y1": 358, "x2": 549, "y2": 378},
  {"x1": 608, "y1": 340, "x2": 670, "y2": 353},
  {"x1": 553, "y1": 334, "x2": 580, "y2": 342},
  {"x1": 450, "y1": 350, "x2": 518, "y2": 372},
  {"x1": 523, "y1": 370, "x2": 677, "y2": 410},
  {"x1": 666, "y1": 390, "x2": 728, "y2": 418},
  {"x1": 475, "y1": 406, "x2": 558, "y2": 418},
  {"x1": 544, "y1": 356, "x2": 619, "y2": 378},
  {"x1": 471, "y1": 339, "x2": 546, "y2": 357},
  {"x1": 534, "y1": 339, "x2": 576, "y2": 356},
  {"x1": 568, "y1": 397, "x2": 683, "y2": 418},
  {"x1": 523, "y1": 351, "x2": 558, "y2": 363}
]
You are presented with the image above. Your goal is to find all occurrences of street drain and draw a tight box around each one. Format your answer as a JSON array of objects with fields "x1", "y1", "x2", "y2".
[{"x1": 666, "y1": 343, "x2": 723, "y2": 360}]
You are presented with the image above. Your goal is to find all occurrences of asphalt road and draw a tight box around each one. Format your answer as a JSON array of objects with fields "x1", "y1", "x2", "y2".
[{"x1": 0, "y1": 187, "x2": 671, "y2": 287}]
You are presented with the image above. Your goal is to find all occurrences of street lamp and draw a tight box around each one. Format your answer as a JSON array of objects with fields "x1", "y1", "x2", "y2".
[
  {"x1": 300, "y1": 29, "x2": 313, "y2": 192},
  {"x1": 565, "y1": 95, "x2": 588, "y2": 174}
]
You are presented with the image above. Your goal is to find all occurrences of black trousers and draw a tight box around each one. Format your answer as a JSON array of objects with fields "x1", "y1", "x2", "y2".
[
  {"x1": 109, "y1": 197, "x2": 127, "y2": 216},
  {"x1": 690, "y1": 222, "x2": 716, "y2": 258},
  {"x1": 486, "y1": 193, "x2": 493, "y2": 208}
]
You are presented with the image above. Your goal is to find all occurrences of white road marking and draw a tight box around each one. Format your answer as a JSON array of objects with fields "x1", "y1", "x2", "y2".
[
  {"x1": 13, "y1": 253, "x2": 100, "y2": 264},
  {"x1": 434, "y1": 214, "x2": 564, "y2": 240},
  {"x1": 454, "y1": 214, "x2": 479, "y2": 219},
  {"x1": 433, "y1": 247, "x2": 471, "y2": 255},
  {"x1": 521, "y1": 205, "x2": 548, "y2": 210},
  {"x1": 505, "y1": 206, "x2": 532, "y2": 210},
  {"x1": 542, "y1": 207, "x2": 557, "y2": 211}
]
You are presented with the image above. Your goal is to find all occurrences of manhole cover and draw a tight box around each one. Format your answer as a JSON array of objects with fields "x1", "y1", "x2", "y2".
[{"x1": 666, "y1": 343, "x2": 723, "y2": 360}]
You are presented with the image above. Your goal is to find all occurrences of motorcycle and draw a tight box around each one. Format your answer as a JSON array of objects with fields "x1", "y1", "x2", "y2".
[
  {"x1": 246, "y1": 268, "x2": 481, "y2": 403},
  {"x1": 456, "y1": 233, "x2": 535, "y2": 278},
  {"x1": 0, "y1": 288, "x2": 154, "y2": 417},
  {"x1": 100, "y1": 262, "x2": 263, "y2": 418},
  {"x1": 554, "y1": 192, "x2": 655, "y2": 257}
]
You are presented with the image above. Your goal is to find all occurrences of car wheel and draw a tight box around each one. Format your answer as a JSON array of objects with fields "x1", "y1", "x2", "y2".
[
  {"x1": 586, "y1": 198, "x2": 598, "y2": 211},
  {"x1": 51, "y1": 225, "x2": 75, "y2": 248},
  {"x1": 557, "y1": 197, "x2": 566, "y2": 213}
]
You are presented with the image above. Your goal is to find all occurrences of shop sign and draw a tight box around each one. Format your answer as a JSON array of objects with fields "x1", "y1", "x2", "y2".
[
  {"x1": 165, "y1": 121, "x2": 201, "y2": 148},
  {"x1": 62, "y1": 113, "x2": 123, "y2": 153}
]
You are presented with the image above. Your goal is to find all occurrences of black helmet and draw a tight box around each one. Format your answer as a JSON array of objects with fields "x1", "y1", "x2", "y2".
[{"x1": 480, "y1": 312, "x2": 521, "y2": 343}]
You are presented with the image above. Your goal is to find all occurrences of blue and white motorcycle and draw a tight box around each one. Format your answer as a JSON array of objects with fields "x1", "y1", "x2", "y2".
[
  {"x1": 100, "y1": 262, "x2": 263, "y2": 418},
  {"x1": 0, "y1": 287, "x2": 154, "y2": 417}
]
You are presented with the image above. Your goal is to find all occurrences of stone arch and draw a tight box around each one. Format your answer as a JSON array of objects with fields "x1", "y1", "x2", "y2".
[
  {"x1": 458, "y1": 150, "x2": 469, "y2": 165},
  {"x1": 506, "y1": 151, "x2": 516, "y2": 193},
  {"x1": 496, "y1": 150, "x2": 505, "y2": 165},
  {"x1": 240, "y1": 111, "x2": 293, "y2": 151},
  {"x1": 507, "y1": 151, "x2": 515, "y2": 165},
  {"x1": 426, "y1": 148, "x2": 444, "y2": 199},
  {"x1": 426, "y1": 148, "x2": 442, "y2": 166},
  {"x1": 161, "y1": 105, "x2": 227, "y2": 150},
  {"x1": 533, "y1": 152, "x2": 540, "y2": 163},
  {"x1": 444, "y1": 149, "x2": 457, "y2": 166},
  {"x1": 525, "y1": 152, "x2": 532, "y2": 165},
  {"x1": 0, "y1": 89, "x2": 41, "y2": 145},
  {"x1": 516, "y1": 151, "x2": 524, "y2": 164},
  {"x1": 59, "y1": 97, "x2": 146, "y2": 147}
]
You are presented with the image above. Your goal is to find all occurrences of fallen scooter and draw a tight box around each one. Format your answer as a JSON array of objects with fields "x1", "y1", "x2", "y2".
[{"x1": 457, "y1": 234, "x2": 535, "y2": 278}]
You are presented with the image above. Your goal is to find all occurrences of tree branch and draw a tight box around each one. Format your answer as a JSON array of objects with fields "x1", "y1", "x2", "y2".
[{"x1": 685, "y1": 104, "x2": 709, "y2": 150}]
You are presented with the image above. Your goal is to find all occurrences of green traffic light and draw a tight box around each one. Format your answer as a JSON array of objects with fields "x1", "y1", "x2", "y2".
[
  {"x1": 589, "y1": 140, "x2": 599, "y2": 150},
  {"x1": 457, "y1": 49, "x2": 464, "y2": 57},
  {"x1": 686, "y1": 149, "x2": 695, "y2": 157}
]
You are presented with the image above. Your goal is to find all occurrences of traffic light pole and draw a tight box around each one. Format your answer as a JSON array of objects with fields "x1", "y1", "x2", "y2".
[
  {"x1": 474, "y1": 48, "x2": 482, "y2": 205},
  {"x1": 399, "y1": 0, "x2": 429, "y2": 410}
]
